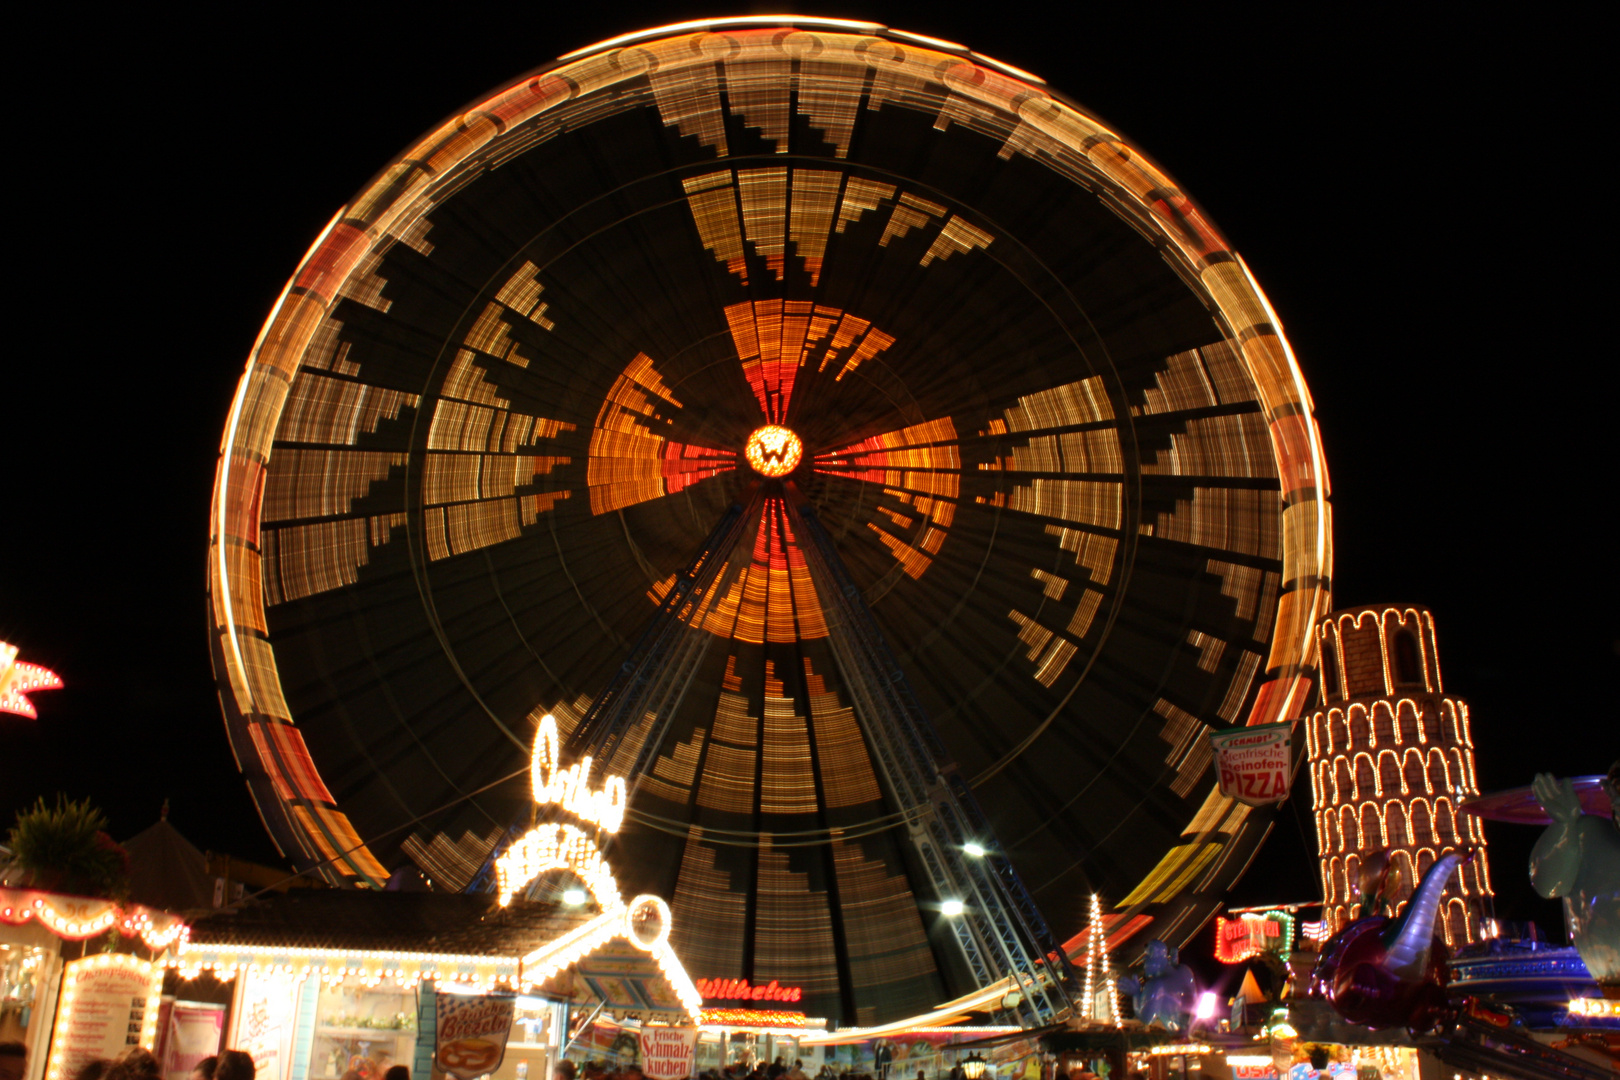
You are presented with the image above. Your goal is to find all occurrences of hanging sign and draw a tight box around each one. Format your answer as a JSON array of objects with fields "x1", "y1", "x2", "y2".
[
  {"x1": 1210, "y1": 721, "x2": 1292, "y2": 806},
  {"x1": 235, "y1": 970, "x2": 299, "y2": 1080},
  {"x1": 45, "y1": 955, "x2": 163, "y2": 1080},
  {"x1": 638, "y1": 1028, "x2": 698, "y2": 1080},
  {"x1": 160, "y1": 1003, "x2": 226, "y2": 1080},
  {"x1": 1214, "y1": 911, "x2": 1295, "y2": 964},
  {"x1": 435, "y1": 994, "x2": 516, "y2": 1080}
]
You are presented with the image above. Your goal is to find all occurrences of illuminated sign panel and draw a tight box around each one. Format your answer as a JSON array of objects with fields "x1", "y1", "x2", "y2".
[
  {"x1": 745, "y1": 426, "x2": 803, "y2": 477},
  {"x1": 1214, "y1": 910, "x2": 1295, "y2": 964},
  {"x1": 46, "y1": 954, "x2": 163, "y2": 1080},
  {"x1": 696, "y1": 978, "x2": 804, "y2": 1003}
]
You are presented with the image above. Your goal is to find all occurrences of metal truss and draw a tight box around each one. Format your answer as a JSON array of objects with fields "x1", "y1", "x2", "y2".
[
  {"x1": 784, "y1": 490, "x2": 1078, "y2": 1026},
  {"x1": 566, "y1": 487, "x2": 759, "y2": 778}
]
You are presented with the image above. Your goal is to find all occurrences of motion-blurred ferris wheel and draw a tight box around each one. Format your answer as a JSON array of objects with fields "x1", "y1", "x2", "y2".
[{"x1": 208, "y1": 17, "x2": 1330, "y2": 1026}]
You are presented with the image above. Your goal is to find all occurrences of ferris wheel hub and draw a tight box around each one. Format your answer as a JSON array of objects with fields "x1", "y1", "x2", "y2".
[{"x1": 745, "y1": 425, "x2": 802, "y2": 477}]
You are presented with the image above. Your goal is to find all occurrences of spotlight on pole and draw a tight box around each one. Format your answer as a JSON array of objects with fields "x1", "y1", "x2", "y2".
[
  {"x1": 963, "y1": 842, "x2": 986, "y2": 857},
  {"x1": 562, "y1": 887, "x2": 587, "y2": 905},
  {"x1": 941, "y1": 898, "x2": 966, "y2": 916}
]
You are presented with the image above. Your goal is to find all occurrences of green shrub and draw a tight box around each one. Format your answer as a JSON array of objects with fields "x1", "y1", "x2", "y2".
[{"x1": 6, "y1": 795, "x2": 129, "y2": 898}]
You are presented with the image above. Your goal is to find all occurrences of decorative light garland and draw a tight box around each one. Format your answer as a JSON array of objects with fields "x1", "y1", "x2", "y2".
[
  {"x1": 699, "y1": 1008, "x2": 815, "y2": 1028},
  {"x1": 1568, "y1": 997, "x2": 1620, "y2": 1018},
  {"x1": 174, "y1": 945, "x2": 516, "y2": 995},
  {"x1": 1, "y1": 889, "x2": 189, "y2": 949},
  {"x1": 495, "y1": 822, "x2": 621, "y2": 909}
]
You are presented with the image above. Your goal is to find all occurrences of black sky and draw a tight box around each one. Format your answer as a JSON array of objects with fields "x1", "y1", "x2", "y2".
[{"x1": 2, "y1": 3, "x2": 1610, "y2": 942}]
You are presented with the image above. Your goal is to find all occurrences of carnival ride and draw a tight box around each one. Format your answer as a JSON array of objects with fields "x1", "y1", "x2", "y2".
[
  {"x1": 206, "y1": 18, "x2": 1333, "y2": 1027},
  {"x1": 1298, "y1": 768, "x2": 1620, "y2": 1080}
]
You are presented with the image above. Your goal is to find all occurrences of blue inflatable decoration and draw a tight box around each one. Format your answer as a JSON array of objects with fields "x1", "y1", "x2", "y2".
[{"x1": 1117, "y1": 939, "x2": 1197, "y2": 1032}]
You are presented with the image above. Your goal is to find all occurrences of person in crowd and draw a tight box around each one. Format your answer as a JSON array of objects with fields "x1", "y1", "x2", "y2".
[
  {"x1": 106, "y1": 1049, "x2": 162, "y2": 1080},
  {"x1": 75, "y1": 1060, "x2": 112, "y2": 1080},
  {"x1": 191, "y1": 1057, "x2": 218, "y2": 1080},
  {"x1": 215, "y1": 1051, "x2": 257, "y2": 1080},
  {"x1": 554, "y1": 1062, "x2": 577, "y2": 1080},
  {"x1": 786, "y1": 1061, "x2": 807, "y2": 1080},
  {"x1": 0, "y1": 1042, "x2": 26, "y2": 1080},
  {"x1": 384, "y1": 1067, "x2": 409, "y2": 1080},
  {"x1": 915, "y1": 1069, "x2": 926, "y2": 1080}
]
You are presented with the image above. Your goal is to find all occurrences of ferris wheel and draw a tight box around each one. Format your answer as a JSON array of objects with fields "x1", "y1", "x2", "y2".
[{"x1": 207, "y1": 18, "x2": 1330, "y2": 1026}]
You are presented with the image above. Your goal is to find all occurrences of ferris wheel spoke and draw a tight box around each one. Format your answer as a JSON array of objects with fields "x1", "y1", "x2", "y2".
[{"x1": 586, "y1": 350, "x2": 736, "y2": 515}]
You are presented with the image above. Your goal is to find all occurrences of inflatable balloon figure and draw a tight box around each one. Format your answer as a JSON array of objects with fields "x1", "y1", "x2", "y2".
[
  {"x1": 1309, "y1": 850, "x2": 1467, "y2": 1030},
  {"x1": 1530, "y1": 767, "x2": 1620, "y2": 990},
  {"x1": 1117, "y1": 939, "x2": 1197, "y2": 1032}
]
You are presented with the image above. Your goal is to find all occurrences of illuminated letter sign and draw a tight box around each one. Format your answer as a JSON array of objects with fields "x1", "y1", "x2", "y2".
[
  {"x1": 531, "y1": 713, "x2": 627, "y2": 832},
  {"x1": 694, "y1": 978, "x2": 804, "y2": 1003}
]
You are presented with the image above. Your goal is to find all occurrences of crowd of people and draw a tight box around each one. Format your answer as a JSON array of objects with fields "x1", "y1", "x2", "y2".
[
  {"x1": 0, "y1": 1042, "x2": 427, "y2": 1080},
  {"x1": 553, "y1": 1057, "x2": 978, "y2": 1080},
  {"x1": 0, "y1": 1045, "x2": 267, "y2": 1080},
  {"x1": 555, "y1": 1056, "x2": 833, "y2": 1080}
]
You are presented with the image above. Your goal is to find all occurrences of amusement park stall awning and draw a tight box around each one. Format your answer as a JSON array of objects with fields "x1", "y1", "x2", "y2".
[{"x1": 181, "y1": 889, "x2": 698, "y2": 1019}]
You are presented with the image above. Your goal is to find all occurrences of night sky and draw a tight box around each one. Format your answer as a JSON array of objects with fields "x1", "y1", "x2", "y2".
[{"x1": 3, "y1": 3, "x2": 1608, "y2": 957}]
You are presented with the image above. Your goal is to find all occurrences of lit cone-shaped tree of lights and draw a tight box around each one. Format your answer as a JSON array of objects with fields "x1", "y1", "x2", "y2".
[
  {"x1": 204, "y1": 18, "x2": 1332, "y2": 1026},
  {"x1": 1083, "y1": 894, "x2": 1122, "y2": 1027}
]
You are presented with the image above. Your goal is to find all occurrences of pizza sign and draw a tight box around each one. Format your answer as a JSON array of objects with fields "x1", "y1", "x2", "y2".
[
  {"x1": 1210, "y1": 721, "x2": 1292, "y2": 806},
  {"x1": 435, "y1": 994, "x2": 516, "y2": 1080}
]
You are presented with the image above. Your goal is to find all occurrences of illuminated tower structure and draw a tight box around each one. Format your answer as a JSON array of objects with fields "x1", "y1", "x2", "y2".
[{"x1": 1306, "y1": 604, "x2": 1493, "y2": 945}]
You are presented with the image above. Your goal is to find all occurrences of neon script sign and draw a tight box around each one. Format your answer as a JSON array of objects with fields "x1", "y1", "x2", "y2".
[
  {"x1": 695, "y1": 978, "x2": 803, "y2": 1003},
  {"x1": 532, "y1": 713, "x2": 626, "y2": 833}
]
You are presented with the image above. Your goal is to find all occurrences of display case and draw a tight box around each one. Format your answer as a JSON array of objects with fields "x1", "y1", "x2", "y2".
[
  {"x1": 0, "y1": 933, "x2": 59, "y2": 1080},
  {"x1": 484, "y1": 996, "x2": 564, "y2": 1080},
  {"x1": 312, "y1": 981, "x2": 417, "y2": 1080}
]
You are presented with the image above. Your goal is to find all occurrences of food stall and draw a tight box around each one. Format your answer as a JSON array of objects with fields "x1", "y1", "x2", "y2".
[
  {"x1": 173, "y1": 888, "x2": 701, "y2": 1080},
  {"x1": 1, "y1": 888, "x2": 189, "y2": 1080}
]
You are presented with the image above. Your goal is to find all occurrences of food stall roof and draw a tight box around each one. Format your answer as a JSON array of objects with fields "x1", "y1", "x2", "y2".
[
  {"x1": 187, "y1": 889, "x2": 586, "y2": 957},
  {"x1": 180, "y1": 889, "x2": 701, "y2": 1020}
]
